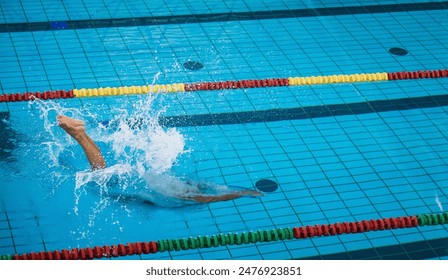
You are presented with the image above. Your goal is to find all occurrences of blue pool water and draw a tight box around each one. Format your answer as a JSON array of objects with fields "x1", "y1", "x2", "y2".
[{"x1": 1, "y1": 0, "x2": 448, "y2": 260}]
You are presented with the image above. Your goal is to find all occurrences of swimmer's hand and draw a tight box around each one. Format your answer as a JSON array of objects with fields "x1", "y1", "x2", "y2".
[{"x1": 57, "y1": 115, "x2": 86, "y2": 139}]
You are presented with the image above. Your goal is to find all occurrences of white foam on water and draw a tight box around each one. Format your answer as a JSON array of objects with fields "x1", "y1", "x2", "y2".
[
  {"x1": 104, "y1": 96, "x2": 188, "y2": 176},
  {"x1": 435, "y1": 193, "x2": 444, "y2": 212}
]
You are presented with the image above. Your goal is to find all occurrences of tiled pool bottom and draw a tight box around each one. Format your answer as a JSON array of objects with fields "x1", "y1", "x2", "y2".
[{"x1": 1, "y1": 97, "x2": 448, "y2": 260}]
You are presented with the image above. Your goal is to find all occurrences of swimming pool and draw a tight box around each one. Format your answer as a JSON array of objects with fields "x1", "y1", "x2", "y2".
[{"x1": 1, "y1": 0, "x2": 448, "y2": 260}]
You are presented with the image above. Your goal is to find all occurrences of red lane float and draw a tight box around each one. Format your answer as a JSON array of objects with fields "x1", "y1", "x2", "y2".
[
  {"x1": 0, "y1": 90, "x2": 74, "y2": 103},
  {"x1": 387, "y1": 69, "x2": 448, "y2": 81},
  {"x1": 293, "y1": 216, "x2": 418, "y2": 239},
  {"x1": 184, "y1": 78, "x2": 289, "y2": 92},
  {"x1": 13, "y1": 241, "x2": 158, "y2": 260}
]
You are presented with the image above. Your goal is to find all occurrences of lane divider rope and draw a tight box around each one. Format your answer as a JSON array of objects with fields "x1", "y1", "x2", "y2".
[
  {"x1": 3, "y1": 212, "x2": 447, "y2": 260},
  {"x1": 0, "y1": 90, "x2": 74, "y2": 103},
  {"x1": 1, "y1": 69, "x2": 447, "y2": 103}
]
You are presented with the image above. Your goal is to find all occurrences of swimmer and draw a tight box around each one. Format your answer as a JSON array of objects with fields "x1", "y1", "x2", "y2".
[{"x1": 57, "y1": 115, "x2": 262, "y2": 203}]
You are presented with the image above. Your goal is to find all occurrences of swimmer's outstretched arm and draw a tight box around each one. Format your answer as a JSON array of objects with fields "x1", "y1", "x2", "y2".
[
  {"x1": 57, "y1": 115, "x2": 106, "y2": 170},
  {"x1": 182, "y1": 190, "x2": 263, "y2": 203}
]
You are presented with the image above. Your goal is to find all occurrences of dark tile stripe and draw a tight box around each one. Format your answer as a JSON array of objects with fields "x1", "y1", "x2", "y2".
[
  {"x1": 159, "y1": 94, "x2": 448, "y2": 127},
  {"x1": 297, "y1": 236, "x2": 448, "y2": 260},
  {"x1": 1, "y1": 2, "x2": 448, "y2": 32}
]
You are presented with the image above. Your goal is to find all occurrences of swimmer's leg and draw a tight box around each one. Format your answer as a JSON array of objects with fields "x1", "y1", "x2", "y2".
[
  {"x1": 57, "y1": 115, "x2": 106, "y2": 170},
  {"x1": 183, "y1": 190, "x2": 263, "y2": 203}
]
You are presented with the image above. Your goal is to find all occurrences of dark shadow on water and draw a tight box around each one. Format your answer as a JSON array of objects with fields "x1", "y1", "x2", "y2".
[{"x1": 0, "y1": 112, "x2": 18, "y2": 162}]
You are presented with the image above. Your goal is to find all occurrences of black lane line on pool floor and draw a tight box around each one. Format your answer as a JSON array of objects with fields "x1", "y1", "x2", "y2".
[
  {"x1": 158, "y1": 94, "x2": 448, "y2": 127},
  {"x1": 1, "y1": 2, "x2": 448, "y2": 33}
]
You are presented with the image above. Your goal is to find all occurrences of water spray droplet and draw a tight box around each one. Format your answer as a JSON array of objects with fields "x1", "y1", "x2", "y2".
[{"x1": 435, "y1": 193, "x2": 444, "y2": 212}]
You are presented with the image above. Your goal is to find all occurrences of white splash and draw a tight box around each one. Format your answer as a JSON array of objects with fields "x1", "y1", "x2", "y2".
[
  {"x1": 30, "y1": 97, "x2": 84, "y2": 167},
  {"x1": 72, "y1": 93, "x2": 189, "y2": 224},
  {"x1": 105, "y1": 98, "x2": 187, "y2": 175},
  {"x1": 435, "y1": 193, "x2": 444, "y2": 212},
  {"x1": 74, "y1": 163, "x2": 133, "y2": 215},
  {"x1": 32, "y1": 73, "x2": 190, "y2": 222}
]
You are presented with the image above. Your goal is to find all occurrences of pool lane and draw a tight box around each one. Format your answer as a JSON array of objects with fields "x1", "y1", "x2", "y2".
[
  {"x1": 159, "y1": 94, "x2": 448, "y2": 127},
  {"x1": 1, "y1": 2, "x2": 448, "y2": 33}
]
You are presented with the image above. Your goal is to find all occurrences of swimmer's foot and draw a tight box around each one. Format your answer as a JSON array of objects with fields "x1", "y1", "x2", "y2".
[
  {"x1": 57, "y1": 115, "x2": 86, "y2": 139},
  {"x1": 240, "y1": 190, "x2": 264, "y2": 197}
]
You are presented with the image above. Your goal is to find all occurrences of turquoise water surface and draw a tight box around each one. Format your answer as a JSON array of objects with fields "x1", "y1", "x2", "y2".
[{"x1": 0, "y1": 0, "x2": 448, "y2": 260}]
